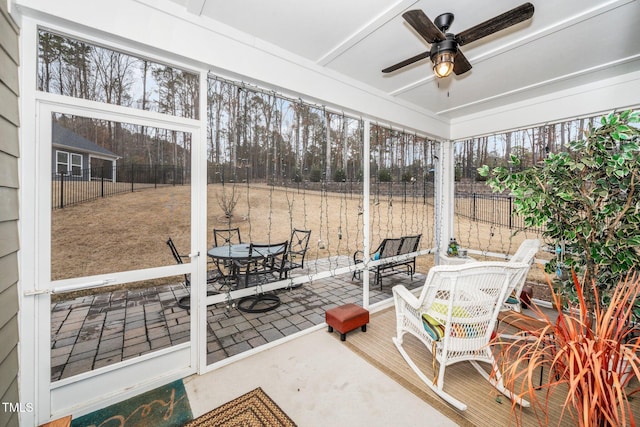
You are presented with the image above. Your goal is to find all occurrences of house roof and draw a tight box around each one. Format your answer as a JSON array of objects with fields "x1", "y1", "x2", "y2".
[{"x1": 52, "y1": 123, "x2": 120, "y2": 160}]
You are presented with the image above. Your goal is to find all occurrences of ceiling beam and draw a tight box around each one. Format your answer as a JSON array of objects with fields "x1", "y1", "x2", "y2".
[
  {"x1": 186, "y1": 0, "x2": 206, "y2": 15},
  {"x1": 317, "y1": 0, "x2": 418, "y2": 66}
]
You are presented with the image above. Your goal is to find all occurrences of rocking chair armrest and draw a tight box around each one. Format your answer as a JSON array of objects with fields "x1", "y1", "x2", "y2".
[{"x1": 392, "y1": 285, "x2": 420, "y2": 310}]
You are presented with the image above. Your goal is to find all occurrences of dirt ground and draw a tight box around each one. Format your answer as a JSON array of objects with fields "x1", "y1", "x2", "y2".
[{"x1": 51, "y1": 183, "x2": 552, "y2": 299}]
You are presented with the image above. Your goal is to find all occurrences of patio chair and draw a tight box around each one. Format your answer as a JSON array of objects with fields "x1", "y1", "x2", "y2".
[
  {"x1": 502, "y1": 238, "x2": 541, "y2": 312},
  {"x1": 233, "y1": 241, "x2": 288, "y2": 289},
  {"x1": 213, "y1": 227, "x2": 242, "y2": 246},
  {"x1": 392, "y1": 261, "x2": 532, "y2": 411},
  {"x1": 279, "y1": 228, "x2": 311, "y2": 279},
  {"x1": 167, "y1": 237, "x2": 222, "y2": 309},
  {"x1": 439, "y1": 238, "x2": 540, "y2": 312},
  {"x1": 213, "y1": 227, "x2": 243, "y2": 276},
  {"x1": 234, "y1": 241, "x2": 288, "y2": 313}
]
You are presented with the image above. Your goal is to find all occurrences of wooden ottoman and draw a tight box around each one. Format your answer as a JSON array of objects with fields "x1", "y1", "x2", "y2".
[{"x1": 325, "y1": 303, "x2": 369, "y2": 341}]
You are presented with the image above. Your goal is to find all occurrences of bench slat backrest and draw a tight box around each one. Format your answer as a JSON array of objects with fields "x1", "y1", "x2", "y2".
[
  {"x1": 379, "y1": 238, "x2": 403, "y2": 259},
  {"x1": 399, "y1": 234, "x2": 421, "y2": 255}
]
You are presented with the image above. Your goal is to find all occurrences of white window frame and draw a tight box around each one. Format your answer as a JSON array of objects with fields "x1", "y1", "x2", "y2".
[
  {"x1": 55, "y1": 150, "x2": 68, "y2": 175},
  {"x1": 70, "y1": 153, "x2": 82, "y2": 176},
  {"x1": 55, "y1": 150, "x2": 83, "y2": 176}
]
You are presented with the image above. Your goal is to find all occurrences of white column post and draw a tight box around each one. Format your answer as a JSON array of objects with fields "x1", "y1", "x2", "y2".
[
  {"x1": 434, "y1": 140, "x2": 455, "y2": 264},
  {"x1": 196, "y1": 70, "x2": 209, "y2": 374},
  {"x1": 325, "y1": 110, "x2": 331, "y2": 181},
  {"x1": 362, "y1": 120, "x2": 370, "y2": 308}
]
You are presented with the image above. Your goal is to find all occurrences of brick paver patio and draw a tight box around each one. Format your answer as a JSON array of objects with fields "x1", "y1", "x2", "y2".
[{"x1": 50, "y1": 256, "x2": 425, "y2": 381}]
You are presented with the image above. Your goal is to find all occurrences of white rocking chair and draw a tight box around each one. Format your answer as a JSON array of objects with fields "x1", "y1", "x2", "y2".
[
  {"x1": 392, "y1": 261, "x2": 531, "y2": 411},
  {"x1": 438, "y1": 238, "x2": 541, "y2": 312},
  {"x1": 502, "y1": 239, "x2": 541, "y2": 312}
]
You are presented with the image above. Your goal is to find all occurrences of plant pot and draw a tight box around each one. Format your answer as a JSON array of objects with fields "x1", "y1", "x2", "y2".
[{"x1": 520, "y1": 285, "x2": 533, "y2": 308}]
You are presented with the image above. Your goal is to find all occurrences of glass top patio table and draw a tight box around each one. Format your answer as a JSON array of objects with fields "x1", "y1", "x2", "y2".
[
  {"x1": 207, "y1": 243, "x2": 286, "y2": 313},
  {"x1": 207, "y1": 243, "x2": 286, "y2": 261}
]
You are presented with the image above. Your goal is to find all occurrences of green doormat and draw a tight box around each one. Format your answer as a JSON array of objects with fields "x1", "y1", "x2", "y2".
[{"x1": 71, "y1": 379, "x2": 192, "y2": 427}]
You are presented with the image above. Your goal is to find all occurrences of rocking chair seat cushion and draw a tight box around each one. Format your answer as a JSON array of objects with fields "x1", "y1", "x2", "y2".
[
  {"x1": 423, "y1": 300, "x2": 485, "y2": 340},
  {"x1": 421, "y1": 313, "x2": 445, "y2": 341},
  {"x1": 422, "y1": 312, "x2": 483, "y2": 340},
  {"x1": 430, "y1": 302, "x2": 472, "y2": 319},
  {"x1": 505, "y1": 291, "x2": 520, "y2": 305},
  {"x1": 505, "y1": 296, "x2": 520, "y2": 305}
]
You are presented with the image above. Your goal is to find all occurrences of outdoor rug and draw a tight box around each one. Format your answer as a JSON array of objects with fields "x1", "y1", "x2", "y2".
[
  {"x1": 344, "y1": 307, "x2": 586, "y2": 427},
  {"x1": 183, "y1": 387, "x2": 296, "y2": 427},
  {"x1": 71, "y1": 379, "x2": 192, "y2": 427}
]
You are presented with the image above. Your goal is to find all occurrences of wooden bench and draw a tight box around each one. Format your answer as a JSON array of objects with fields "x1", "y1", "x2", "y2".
[{"x1": 352, "y1": 234, "x2": 421, "y2": 289}]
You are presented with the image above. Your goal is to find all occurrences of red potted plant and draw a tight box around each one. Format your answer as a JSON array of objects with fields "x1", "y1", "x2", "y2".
[{"x1": 494, "y1": 271, "x2": 640, "y2": 426}]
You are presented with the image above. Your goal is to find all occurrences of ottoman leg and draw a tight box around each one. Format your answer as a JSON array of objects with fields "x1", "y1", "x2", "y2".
[
  {"x1": 328, "y1": 326, "x2": 333, "y2": 333},
  {"x1": 340, "y1": 333, "x2": 346, "y2": 341},
  {"x1": 361, "y1": 325, "x2": 367, "y2": 332}
]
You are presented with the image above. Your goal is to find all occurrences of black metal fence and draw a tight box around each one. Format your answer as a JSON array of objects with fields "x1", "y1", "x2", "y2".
[
  {"x1": 52, "y1": 166, "x2": 539, "y2": 233},
  {"x1": 52, "y1": 164, "x2": 188, "y2": 210},
  {"x1": 274, "y1": 180, "x2": 436, "y2": 205},
  {"x1": 455, "y1": 192, "x2": 543, "y2": 233}
]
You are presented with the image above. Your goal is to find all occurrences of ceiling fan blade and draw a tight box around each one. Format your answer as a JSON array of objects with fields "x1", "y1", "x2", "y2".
[
  {"x1": 382, "y1": 51, "x2": 430, "y2": 73},
  {"x1": 402, "y1": 10, "x2": 446, "y2": 44},
  {"x1": 453, "y1": 50, "x2": 472, "y2": 75},
  {"x1": 455, "y1": 2, "x2": 534, "y2": 46}
]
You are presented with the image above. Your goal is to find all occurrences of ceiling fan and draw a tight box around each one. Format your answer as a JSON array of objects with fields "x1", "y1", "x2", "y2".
[{"x1": 382, "y1": 2, "x2": 534, "y2": 78}]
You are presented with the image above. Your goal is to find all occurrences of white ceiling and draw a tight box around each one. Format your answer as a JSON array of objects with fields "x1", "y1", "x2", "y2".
[{"x1": 168, "y1": 0, "x2": 640, "y2": 121}]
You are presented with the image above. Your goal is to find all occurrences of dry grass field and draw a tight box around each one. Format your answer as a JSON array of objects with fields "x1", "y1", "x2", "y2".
[{"x1": 51, "y1": 183, "x2": 550, "y2": 298}]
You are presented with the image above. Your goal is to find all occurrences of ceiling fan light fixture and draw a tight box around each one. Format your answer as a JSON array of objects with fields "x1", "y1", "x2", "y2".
[
  {"x1": 383, "y1": 4, "x2": 535, "y2": 78},
  {"x1": 433, "y1": 51, "x2": 455, "y2": 78}
]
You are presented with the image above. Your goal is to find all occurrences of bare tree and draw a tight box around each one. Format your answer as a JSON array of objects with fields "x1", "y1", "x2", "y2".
[{"x1": 216, "y1": 186, "x2": 240, "y2": 219}]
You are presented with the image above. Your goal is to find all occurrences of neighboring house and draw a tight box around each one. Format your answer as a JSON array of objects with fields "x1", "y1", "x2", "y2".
[{"x1": 52, "y1": 122, "x2": 120, "y2": 181}]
